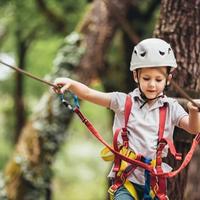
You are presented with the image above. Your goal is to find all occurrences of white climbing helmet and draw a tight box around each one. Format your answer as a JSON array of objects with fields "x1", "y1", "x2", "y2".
[{"x1": 130, "y1": 38, "x2": 177, "y2": 71}]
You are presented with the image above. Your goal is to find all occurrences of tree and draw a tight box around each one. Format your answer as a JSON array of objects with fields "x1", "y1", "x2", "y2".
[
  {"x1": 154, "y1": 0, "x2": 200, "y2": 199},
  {"x1": 11, "y1": 0, "x2": 51, "y2": 142},
  {"x1": 0, "y1": 0, "x2": 86, "y2": 143}
]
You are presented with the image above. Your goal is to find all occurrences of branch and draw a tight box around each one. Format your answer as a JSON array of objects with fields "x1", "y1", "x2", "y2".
[
  {"x1": 143, "y1": 0, "x2": 160, "y2": 21},
  {"x1": 103, "y1": 0, "x2": 140, "y2": 44},
  {"x1": 35, "y1": 0, "x2": 67, "y2": 34},
  {"x1": 128, "y1": 0, "x2": 160, "y2": 22}
]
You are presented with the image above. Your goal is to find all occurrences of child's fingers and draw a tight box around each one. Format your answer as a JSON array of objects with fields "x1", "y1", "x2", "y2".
[
  {"x1": 53, "y1": 78, "x2": 71, "y2": 94},
  {"x1": 187, "y1": 101, "x2": 200, "y2": 112},
  {"x1": 54, "y1": 78, "x2": 68, "y2": 85},
  {"x1": 52, "y1": 86, "x2": 61, "y2": 94},
  {"x1": 60, "y1": 84, "x2": 70, "y2": 94},
  {"x1": 52, "y1": 81, "x2": 65, "y2": 94}
]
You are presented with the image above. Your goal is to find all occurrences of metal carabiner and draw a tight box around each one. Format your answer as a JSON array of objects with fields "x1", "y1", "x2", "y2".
[{"x1": 59, "y1": 92, "x2": 79, "y2": 111}]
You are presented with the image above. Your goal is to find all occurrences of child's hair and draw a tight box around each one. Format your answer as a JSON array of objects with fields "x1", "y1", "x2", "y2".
[{"x1": 130, "y1": 38, "x2": 177, "y2": 71}]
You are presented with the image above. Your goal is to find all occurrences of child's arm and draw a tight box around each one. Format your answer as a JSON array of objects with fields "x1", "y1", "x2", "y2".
[
  {"x1": 179, "y1": 100, "x2": 200, "y2": 134},
  {"x1": 53, "y1": 77, "x2": 111, "y2": 108}
]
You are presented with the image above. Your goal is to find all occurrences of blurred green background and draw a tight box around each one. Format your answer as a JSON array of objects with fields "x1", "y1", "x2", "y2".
[{"x1": 0, "y1": 1, "x2": 113, "y2": 199}]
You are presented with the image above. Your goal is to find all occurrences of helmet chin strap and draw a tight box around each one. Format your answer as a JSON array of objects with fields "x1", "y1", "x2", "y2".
[{"x1": 138, "y1": 86, "x2": 164, "y2": 109}]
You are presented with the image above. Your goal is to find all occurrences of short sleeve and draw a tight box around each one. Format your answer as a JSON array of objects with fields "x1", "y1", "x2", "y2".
[
  {"x1": 170, "y1": 99, "x2": 188, "y2": 127},
  {"x1": 109, "y1": 92, "x2": 127, "y2": 113}
]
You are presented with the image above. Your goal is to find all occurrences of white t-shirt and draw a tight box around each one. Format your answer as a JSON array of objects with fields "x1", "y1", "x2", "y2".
[{"x1": 108, "y1": 88, "x2": 188, "y2": 185}]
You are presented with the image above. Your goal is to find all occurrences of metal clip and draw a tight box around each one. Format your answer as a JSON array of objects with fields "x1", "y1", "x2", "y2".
[{"x1": 60, "y1": 92, "x2": 79, "y2": 111}]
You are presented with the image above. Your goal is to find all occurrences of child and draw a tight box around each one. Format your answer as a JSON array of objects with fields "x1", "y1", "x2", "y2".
[{"x1": 53, "y1": 38, "x2": 200, "y2": 200}]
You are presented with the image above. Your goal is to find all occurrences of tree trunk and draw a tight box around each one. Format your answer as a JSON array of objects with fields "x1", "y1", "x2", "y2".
[
  {"x1": 14, "y1": 39, "x2": 27, "y2": 143},
  {"x1": 154, "y1": 0, "x2": 200, "y2": 199},
  {"x1": 3, "y1": 0, "x2": 131, "y2": 199}
]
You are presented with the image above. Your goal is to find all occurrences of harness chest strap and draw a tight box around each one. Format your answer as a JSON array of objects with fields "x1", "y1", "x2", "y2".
[
  {"x1": 153, "y1": 104, "x2": 168, "y2": 198},
  {"x1": 113, "y1": 95, "x2": 133, "y2": 172}
]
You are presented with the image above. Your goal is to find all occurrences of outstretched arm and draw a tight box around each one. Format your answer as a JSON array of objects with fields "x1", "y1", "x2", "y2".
[
  {"x1": 53, "y1": 77, "x2": 111, "y2": 108},
  {"x1": 179, "y1": 100, "x2": 200, "y2": 134}
]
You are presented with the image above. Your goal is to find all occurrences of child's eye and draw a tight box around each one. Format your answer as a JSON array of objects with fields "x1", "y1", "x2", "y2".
[
  {"x1": 156, "y1": 79, "x2": 163, "y2": 82},
  {"x1": 142, "y1": 77, "x2": 150, "y2": 81}
]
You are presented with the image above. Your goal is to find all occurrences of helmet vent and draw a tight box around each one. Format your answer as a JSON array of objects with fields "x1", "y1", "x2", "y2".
[
  {"x1": 168, "y1": 48, "x2": 171, "y2": 54},
  {"x1": 140, "y1": 52, "x2": 146, "y2": 57},
  {"x1": 134, "y1": 50, "x2": 137, "y2": 55},
  {"x1": 159, "y1": 51, "x2": 165, "y2": 56}
]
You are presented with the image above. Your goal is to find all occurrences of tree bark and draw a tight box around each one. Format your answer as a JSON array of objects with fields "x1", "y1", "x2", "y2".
[
  {"x1": 3, "y1": 0, "x2": 131, "y2": 199},
  {"x1": 14, "y1": 1, "x2": 43, "y2": 143},
  {"x1": 15, "y1": 39, "x2": 26, "y2": 143},
  {"x1": 154, "y1": 0, "x2": 200, "y2": 199}
]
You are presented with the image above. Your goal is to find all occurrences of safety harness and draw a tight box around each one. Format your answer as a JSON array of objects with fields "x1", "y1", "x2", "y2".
[
  {"x1": 61, "y1": 93, "x2": 200, "y2": 200},
  {"x1": 101, "y1": 95, "x2": 173, "y2": 199}
]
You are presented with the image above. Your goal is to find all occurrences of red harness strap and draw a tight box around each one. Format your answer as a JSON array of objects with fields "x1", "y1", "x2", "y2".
[
  {"x1": 109, "y1": 95, "x2": 143, "y2": 195},
  {"x1": 73, "y1": 106, "x2": 154, "y2": 171},
  {"x1": 152, "y1": 104, "x2": 168, "y2": 199},
  {"x1": 72, "y1": 96, "x2": 200, "y2": 181},
  {"x1": 154, "y1": 133, "x2": 200, "y2": 178},
  {"x1": 113, "y1": 95, "x2": 132, "y2": 172}
]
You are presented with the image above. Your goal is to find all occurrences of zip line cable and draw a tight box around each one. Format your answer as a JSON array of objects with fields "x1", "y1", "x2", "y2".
[
  {"x1": 0, "y1": 60, "x2": 56, "y2": 87},
  {"x1": 170, "y1": 79, "x2": 200, "y2": 110},
  {"x1": 0, "y1": 59, "x2": 200, "y2": 110}
]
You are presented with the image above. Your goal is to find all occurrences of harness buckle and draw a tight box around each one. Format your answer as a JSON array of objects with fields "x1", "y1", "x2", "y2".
[
  {"x1": 121, "y1": 129, "x2": 129, "y2": 139},
  {"x1": 175, "y1": 153, "x2": 182, "y2": 160},
  {"x1": 195, "y1": 133, "x2": 200, "y2": 143},
  {"x1": 121, "y1": 128, "x2": 129, "y2": 147},
  {"x1": 153, "y1": 183, "x2": 159, "y2": 194},
  {"x1": 108, "y1": 181, "x2": 122, "y2": 196},
  {"x1": 108, "y1": 187, "x2": 115, "y2": 196},
  {"x1": 157, "y1": 141, "x2": 167, "y2": 148}
]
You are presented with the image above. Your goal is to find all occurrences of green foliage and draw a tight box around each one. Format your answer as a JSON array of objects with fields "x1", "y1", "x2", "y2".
[
  {"x1": 44, "y1": 0, "x2": 88, "y2": 33},
  {"x1": 133, "y1": 1, "x2": 160, "y2": 38},
  {"x1": 105, "y1": 30, "x2": 128, "y2": 91},
  {"x1": 13, "y1": 0, "x2": 42, "y2": 32},
  {"x1": 25, "y1": 36, "x2": 63, "y2": 98}
]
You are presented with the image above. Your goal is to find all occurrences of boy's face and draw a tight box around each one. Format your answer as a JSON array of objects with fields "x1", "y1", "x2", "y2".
[{"x1": 133, "y1": 67, "x2": 171, "y2": 100}]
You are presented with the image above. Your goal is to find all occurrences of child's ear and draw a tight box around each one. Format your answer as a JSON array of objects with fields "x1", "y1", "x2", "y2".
[
  {"x1": 133, "y1": 71, "x2": 138, "y2": 83},
  {"x1": 167, "y1": 74, "x2": 172, "y2": 85}
]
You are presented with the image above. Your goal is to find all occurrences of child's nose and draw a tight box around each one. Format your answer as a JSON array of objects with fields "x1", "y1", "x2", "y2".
[{"x1": 148, "y1": 80, "x2": 156, "y2": 87}]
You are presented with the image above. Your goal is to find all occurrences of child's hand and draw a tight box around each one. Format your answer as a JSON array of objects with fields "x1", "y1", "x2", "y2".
[
  {"x1": 187, "y1": 100, "x2": 200, "y2": 112},
  {"x1": 53, "y1": 78, "x2": 73, "y2": 94}
]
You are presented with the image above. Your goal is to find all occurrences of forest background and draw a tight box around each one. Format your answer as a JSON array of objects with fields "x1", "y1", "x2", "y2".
[{"x1": 0, "y1": 0, "x2": 200, "y2": 200}]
